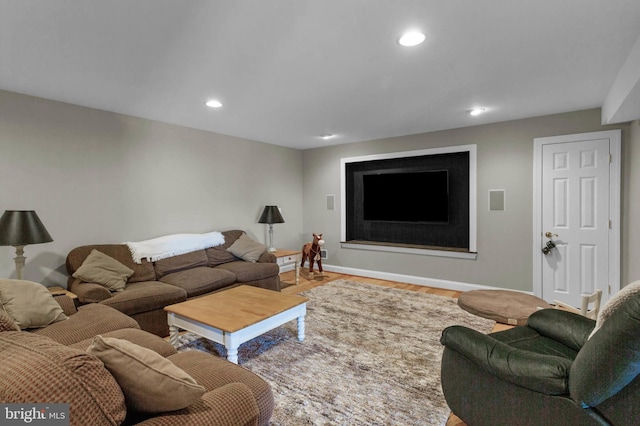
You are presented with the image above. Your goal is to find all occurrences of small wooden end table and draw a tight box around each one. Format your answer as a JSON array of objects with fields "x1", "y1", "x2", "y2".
[
  {"x1": 272, "y1": 249, "x2": 301, "y2": 285},
  {"x1": 48, "y1": 286, "x2": 79, "y2": 309},
  {"x1": 48, "y1": 286, "x2": 78, "y2": 300},
  {"x1": 165, "y1": 285, "x2": 309, "y2": 364}
]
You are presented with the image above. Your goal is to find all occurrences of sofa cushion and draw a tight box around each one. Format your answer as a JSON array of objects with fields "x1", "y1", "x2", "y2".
[
  {"x1": 215, "y1": 261, "x2": 280, "y2": 284},
  {"x1": 0, "y1": 331, "x2": 126, "y2": 425},
  {"x1": 67, "y1": 244, "x2": 156, "y2": 284},
  {"x1": 227, "y1": 233, "x2": 268, "y2": 262},
  {"x1": 160, "y1": 267, "x2": 237, "y2": 297},
  {"x1": 88, "y1": 336, "x2": 205, "y2": 413},
  {"x1": 206, "y1": 229, "x2": 245, "y2": 267},
  {"x1": 0, "y1": 279, "x2": 67, "y2": 329},
  {"x1": 154, "y1": 250, "x2": 208, "y2": 279},
  {"x1": 99, "y1": 281, "x2": 187, "y2": 316},
  {"x1": 72, "y1": 249, "x2": 134, "y2": 292},
  {"x1": 31, "y1": 302, "x2": 140, "y2": 346}
]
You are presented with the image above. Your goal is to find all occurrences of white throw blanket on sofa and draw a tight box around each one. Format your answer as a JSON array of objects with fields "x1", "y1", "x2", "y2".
[{"x1": 125, "y1": 232, "x2": 225, "y2": 264}]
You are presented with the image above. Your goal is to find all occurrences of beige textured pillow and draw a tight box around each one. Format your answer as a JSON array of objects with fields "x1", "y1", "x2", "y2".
[
  {"x1": 87, "y1": 335, "x2": 205, "y2": 413},
  {"x1": 0, "y1": 279, "x2": 67, "y2": 329},
  {"x1": 73, "y1": 249, "x2": 134, "y2": 292},
  {"x1": 589, "y1": 280, "x2": 640, "y2": 339},
  {"x1": 227, "y1": 233, "x2": 267, "y2": 262}
]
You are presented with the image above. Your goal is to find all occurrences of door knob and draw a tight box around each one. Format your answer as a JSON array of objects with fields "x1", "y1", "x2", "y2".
[
  {"x1": 542, "y1": 240, "x2": 556, "y2": 255},
  {"x1": 545, "y1": 232, "x2": 558, "y2": 238}
]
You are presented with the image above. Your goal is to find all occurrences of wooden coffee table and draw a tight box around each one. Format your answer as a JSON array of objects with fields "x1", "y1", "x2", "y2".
[{"x1": 164, "y1": 285, "x2": 309, "y2": 364}]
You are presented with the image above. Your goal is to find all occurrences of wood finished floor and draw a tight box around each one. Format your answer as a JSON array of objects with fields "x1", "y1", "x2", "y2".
[{"x1": 278, "y1": 269, "x2": 475, "y2": 426}]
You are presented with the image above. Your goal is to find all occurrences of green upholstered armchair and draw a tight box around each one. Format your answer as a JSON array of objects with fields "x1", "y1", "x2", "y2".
[{"x1": 440, "y1": 293, "x2": 640, "y2": 425}]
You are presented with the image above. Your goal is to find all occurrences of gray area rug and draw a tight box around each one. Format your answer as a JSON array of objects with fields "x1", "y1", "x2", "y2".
[{"x1": 177, "y1": 280, "x2": 495, "y2": 425}]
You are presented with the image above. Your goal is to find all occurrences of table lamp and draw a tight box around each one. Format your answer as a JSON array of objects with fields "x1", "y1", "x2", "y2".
[
  {"x1": 0, "y1": 210, "x2": 53, "y2": 280},
  {"x1": 258, "y1": 206, "x2": 285, "y2": 252}
]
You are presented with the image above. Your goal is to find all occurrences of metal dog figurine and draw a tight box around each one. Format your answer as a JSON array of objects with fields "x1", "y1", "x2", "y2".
[{"x1": 301, "y1": 233, "x2": 324, "y2": 273}]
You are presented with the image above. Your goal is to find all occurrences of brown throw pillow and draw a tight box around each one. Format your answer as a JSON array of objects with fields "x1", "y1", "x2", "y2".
[
  {"x1": 0, "y1": 279, "x2": 67, "y2": 329},
  {"x1": 73, "y1": 249, "x2": 134, "y2": 292},
  {"x1": 87, "y1": 336, "x2": 205, "y2": 413},
  {"x1": 227, "y1": 233, "x2": 267, "y2": 262}
]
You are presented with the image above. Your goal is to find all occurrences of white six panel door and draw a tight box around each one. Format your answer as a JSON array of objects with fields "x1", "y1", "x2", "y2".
[{"x1": 541, "y1": 138, "x2": 610, "y2": 307}]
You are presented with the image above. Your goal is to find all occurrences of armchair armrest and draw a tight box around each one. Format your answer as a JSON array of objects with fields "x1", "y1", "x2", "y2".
[
  {"x1": 441, "y1": 325, "x2": 572, "y2": 395},
  {"x1": 526, "y1": 308, "x2": 595, "y2": 352},
  {"x1": 67, "y1": 278, "x2": 112, "y2": 304}
]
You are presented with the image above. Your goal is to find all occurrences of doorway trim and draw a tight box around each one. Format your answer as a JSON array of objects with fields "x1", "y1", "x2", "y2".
[{"x1": 532, "y1": 130, "x2": 621, "y2": 304}]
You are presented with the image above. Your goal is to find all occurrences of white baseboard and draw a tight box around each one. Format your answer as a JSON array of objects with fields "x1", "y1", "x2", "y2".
[
  {"x1": 279, "y1": 264, "x2": 296, "y2": 273},
  {"x1": 318, "y1": 264, "x2": 533, "y2": 294}
]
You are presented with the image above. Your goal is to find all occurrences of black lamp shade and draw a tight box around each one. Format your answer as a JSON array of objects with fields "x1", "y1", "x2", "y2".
[
  {"x1": 0, "y1": 210, "x2": 53, "y2": 246},
  {"x1": 258, "y1": 206, "x2": 285, "y2": 224}
]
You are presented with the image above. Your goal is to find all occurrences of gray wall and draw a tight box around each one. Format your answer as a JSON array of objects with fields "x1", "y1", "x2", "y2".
[
  {"x1": 2, "y1": 89, "x2": 638, "y2": 293},
  {"x1": 302, "y1": 109, "x2": 636, "y2": 292},
  {"x1": 0, "y1": 90, "x2": 303, "y2": 286}
]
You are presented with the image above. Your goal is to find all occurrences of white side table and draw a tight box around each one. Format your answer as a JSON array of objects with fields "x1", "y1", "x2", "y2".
[{"x1": 272, "y1": 249, "x2": 301, "y2": 285}]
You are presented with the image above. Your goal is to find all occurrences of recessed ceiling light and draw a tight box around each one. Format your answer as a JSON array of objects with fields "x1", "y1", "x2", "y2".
[
  {"x1": 469, "y1": 108, "x2": 486, "y2": 116},
  {"x1": 205, "y1": 99, "x2": 222, "y2": 108},
  {"x1": 398, "y1": 31, "x2": 425, "y2": 47},
  {"x1": 320, "y1": 134, "x2": 335, "y2": 140}
]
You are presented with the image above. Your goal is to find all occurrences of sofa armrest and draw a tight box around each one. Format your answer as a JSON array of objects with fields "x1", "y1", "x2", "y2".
[
  {"x1": 53, "y1": 294, "x2": 78, "y2": 316},
  {"x1": 69, "y1": 328, "x2": 176, "y2": 358},
  {"x1": 258, "y1": 252, "x2": 276, "y2": 263},
  {"x1": 68, "y1": 278, "x2": 112, "y2": 304},
  {"x1": 526, "y1": 308, "x2": 595, "y2": 352},
  {"x1": 441, "y1": 325, "x2": 573, "y2": 395},
  {"x1": 135, "y1": 383, "x2": 260, "y2": 426}
]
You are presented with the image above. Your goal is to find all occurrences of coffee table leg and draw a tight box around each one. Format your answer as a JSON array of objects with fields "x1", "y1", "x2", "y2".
[
  {"x1": 227, "y1": 347, "x2": 239, "y2": 364},
  {"x1": 169, "y1": 325, "x2": 180, "y2": 346},
  {"x1": 297, "y1": 315, "x2": 305, "y2": 341},
  {"x1": 224, "y1": 333, "x2": 240, "y2": 364},
  {"x1": 167, "y1": 314, "x2": 180, "y2": 347}
]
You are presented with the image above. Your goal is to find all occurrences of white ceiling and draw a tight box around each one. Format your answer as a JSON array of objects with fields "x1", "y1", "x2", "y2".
[{"x1": 2, "y1": 1, "x2": 640, "y2": 150}]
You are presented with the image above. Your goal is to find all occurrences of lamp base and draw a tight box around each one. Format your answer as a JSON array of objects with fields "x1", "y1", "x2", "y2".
[
  {"x1": 267, "y1": 225, "x2": 277, "y2": 253},
  {"x1": 13, "y1": 245, "x2": 26, "y2": 280}
]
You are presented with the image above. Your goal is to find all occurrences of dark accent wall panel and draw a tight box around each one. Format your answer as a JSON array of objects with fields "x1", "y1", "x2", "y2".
[{"x1": 345, "y1": 152, "x2": 469, "y2": 249}]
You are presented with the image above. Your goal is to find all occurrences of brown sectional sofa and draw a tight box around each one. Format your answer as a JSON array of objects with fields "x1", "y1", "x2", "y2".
[
  {"x1": 0, "y1": 294, "x2": 274, "y2": 425},
  {"x1": 66, "y1": 230, "x2": 281, "y2": 337}
]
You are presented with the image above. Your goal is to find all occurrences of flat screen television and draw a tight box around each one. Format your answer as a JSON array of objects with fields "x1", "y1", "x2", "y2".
[{"x1": 363, "y1": 170, "x2": 449, "y2": 223}]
